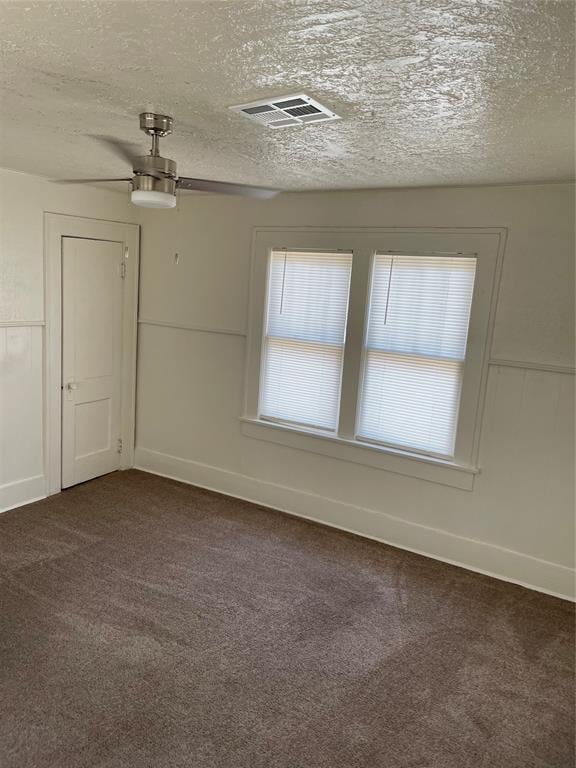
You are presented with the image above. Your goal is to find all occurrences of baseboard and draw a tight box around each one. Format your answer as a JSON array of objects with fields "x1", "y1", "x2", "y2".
[
  {"x1": 135, "y1": 447, "x2": 575, "y2": 601},
  {"x1": 0, "y1": 474, "x2": 46, "y2": 513}
]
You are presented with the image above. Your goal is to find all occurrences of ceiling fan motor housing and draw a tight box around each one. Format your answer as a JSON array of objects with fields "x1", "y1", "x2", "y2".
[
  {"x1": 132, "y1": 173, "x2": 176, "y2": 196},
  {"x1": 132, "y1": 153, "x2": 177, "y2": 197},
  {"x1": 134, "y1": 153, "x2": 176, "y2": 178}
]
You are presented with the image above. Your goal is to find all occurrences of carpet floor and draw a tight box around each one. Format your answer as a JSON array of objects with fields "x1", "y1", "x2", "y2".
[{"x1": 0, "y1": 470, "x2": 573, "y2": 768}]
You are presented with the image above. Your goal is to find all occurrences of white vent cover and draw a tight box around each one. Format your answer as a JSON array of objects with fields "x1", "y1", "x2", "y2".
[{"x1": 229, "y1": 94, "x2": 340, "y2": 129}]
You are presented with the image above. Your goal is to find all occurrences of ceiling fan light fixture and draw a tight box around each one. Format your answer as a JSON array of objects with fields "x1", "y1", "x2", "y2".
[
  {"x1": 131, "y1": 173, "x2": 176, "y2": 208},
  {"x1": 131, "y1": 189, "x2": 176, "y2": 208}
]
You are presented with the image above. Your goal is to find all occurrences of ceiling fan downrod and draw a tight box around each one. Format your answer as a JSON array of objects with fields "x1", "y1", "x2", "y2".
[{"x1": 139, "y1": 112, "x2": 173, "y2": 157}]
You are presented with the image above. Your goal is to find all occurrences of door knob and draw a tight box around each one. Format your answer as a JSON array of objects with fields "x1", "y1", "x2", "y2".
[{"x1": 64, "y1": 380, "x2": 78, "y2": 401}]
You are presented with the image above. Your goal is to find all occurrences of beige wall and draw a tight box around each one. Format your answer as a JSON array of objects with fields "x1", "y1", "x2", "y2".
[
  {"x1": 1, "y1": 171, "x2": 573, "y2": 598},
  {"x1": 0, "y1": 169, "x2": 136, "y2": 510},
  {"x1": 135, "y1": 183, "x2": 575, "y2": 598}
]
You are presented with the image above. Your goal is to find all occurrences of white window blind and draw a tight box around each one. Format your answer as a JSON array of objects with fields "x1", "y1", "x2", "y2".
[
  {"x1": 259, "y1": 250, "x2": 352, "y2": 431},
  {"x1": 358, "y1": 254, "x2": 477, "y2": 457}
]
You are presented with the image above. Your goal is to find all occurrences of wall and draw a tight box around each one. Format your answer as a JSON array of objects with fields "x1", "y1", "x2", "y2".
[
  {"x1": 135, "y1": 183, "x2": 575, "y2": 599},
  {"x1": 0, "y1": 168, "x2": 136, "y2": 511}
]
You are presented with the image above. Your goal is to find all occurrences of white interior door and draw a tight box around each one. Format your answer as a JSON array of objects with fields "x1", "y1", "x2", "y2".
[{"x1": 61, "y1": 237, "x2": 124, "y2": 488}]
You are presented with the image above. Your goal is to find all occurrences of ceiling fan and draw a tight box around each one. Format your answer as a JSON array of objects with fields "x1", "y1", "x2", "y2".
[{"x1": 56, "y1": 113, "x2": 280, "y2": 208}]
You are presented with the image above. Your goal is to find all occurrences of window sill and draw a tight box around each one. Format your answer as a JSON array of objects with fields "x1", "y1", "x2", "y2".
[{"x1": 239, "y1": 417, "x2": 479, "y2": 490}]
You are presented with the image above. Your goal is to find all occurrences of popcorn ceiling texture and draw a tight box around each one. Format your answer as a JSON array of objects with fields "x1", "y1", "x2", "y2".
[{"x1": 0, "y1": 0, "x2": 573, "y2": 190}]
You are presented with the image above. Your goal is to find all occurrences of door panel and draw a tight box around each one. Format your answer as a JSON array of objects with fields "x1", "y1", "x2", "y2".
[{"x1": 61, "y1": 237, "x2": 124, "y2": 488}]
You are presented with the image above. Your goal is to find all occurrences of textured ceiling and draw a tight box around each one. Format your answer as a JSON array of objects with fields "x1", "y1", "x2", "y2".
[{"x1": 0, "y1": 0, "x2": 574, "y2": 190}]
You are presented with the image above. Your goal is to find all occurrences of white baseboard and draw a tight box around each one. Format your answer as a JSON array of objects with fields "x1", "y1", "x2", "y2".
[
  {"x1": 135, "y1": 447, "x2": 575, "y2": 602},
  {"x1": 0, "y1": 474, "x2": 46, "y2": 513}
]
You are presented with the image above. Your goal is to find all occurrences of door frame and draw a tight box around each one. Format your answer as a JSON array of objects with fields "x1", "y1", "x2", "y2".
[{"x1": 44, "y1": 213, "x2": 140, "y2": 495}]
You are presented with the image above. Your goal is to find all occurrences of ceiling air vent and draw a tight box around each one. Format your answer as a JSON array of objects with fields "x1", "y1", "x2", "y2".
[{"x1": 229, "y1": 94, "x2": 340, "y2": 129}]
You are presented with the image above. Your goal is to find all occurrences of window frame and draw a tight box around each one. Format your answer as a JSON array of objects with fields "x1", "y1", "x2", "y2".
[
  {"x1": 258, "y1": 248, "x2": 353, "y2": 432},
  {"x1": 355, "y1": 251, "x2": 479, "y2": 460},
  {"x1": 243, "y1": 227, "x2": 505, "y2": 490}
]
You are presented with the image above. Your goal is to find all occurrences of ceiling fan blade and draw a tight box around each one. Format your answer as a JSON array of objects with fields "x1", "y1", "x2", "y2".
[
  {"x1": 177, "y1": 177, "x2": 280, "y2": 199},
  {"x1": 88, "y1": 134, "x2": 141, "y2": 168},
  {"x1": 52, "y1": 178, "x2": 132, "y2": 184}
]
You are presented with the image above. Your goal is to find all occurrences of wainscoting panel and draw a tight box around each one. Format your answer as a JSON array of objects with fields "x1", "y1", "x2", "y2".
[{"x1": 0, "y1": 324, "x2": 45, "y2": 512}]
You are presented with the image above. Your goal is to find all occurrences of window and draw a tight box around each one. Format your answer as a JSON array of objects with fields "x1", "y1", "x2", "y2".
[
  {"x1": 358, "y1": 254, "x2": 477, "y2": 457},
  {"x1": 259, "y1": 250, "x2": 352, "y2": 431},
  {"x1": 244, "y1": 229, "x2": 502, "y2": 489}
]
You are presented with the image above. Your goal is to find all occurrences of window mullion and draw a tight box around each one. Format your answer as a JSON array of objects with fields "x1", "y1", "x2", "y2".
[{"x1": 337, "y1": 248, "x2": 372, "y2": 439}]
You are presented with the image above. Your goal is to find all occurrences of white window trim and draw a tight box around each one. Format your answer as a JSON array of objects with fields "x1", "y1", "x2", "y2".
[{"x1": 242, "y1": 227, "x2": 505, "y2": 491}]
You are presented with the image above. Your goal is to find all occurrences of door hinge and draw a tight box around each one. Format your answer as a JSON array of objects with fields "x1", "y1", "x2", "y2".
[
  {"x1": 119, "y1": 262, "x2": 126, "y2": 279},
  {"x1": 116, "y1": 438, "x2": 123, "y2": 454}
]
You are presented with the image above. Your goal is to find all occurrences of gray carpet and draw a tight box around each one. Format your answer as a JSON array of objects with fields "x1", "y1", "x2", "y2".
[{"x1": 0, "y1": 470, "x2": 573, "y2": 768}]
